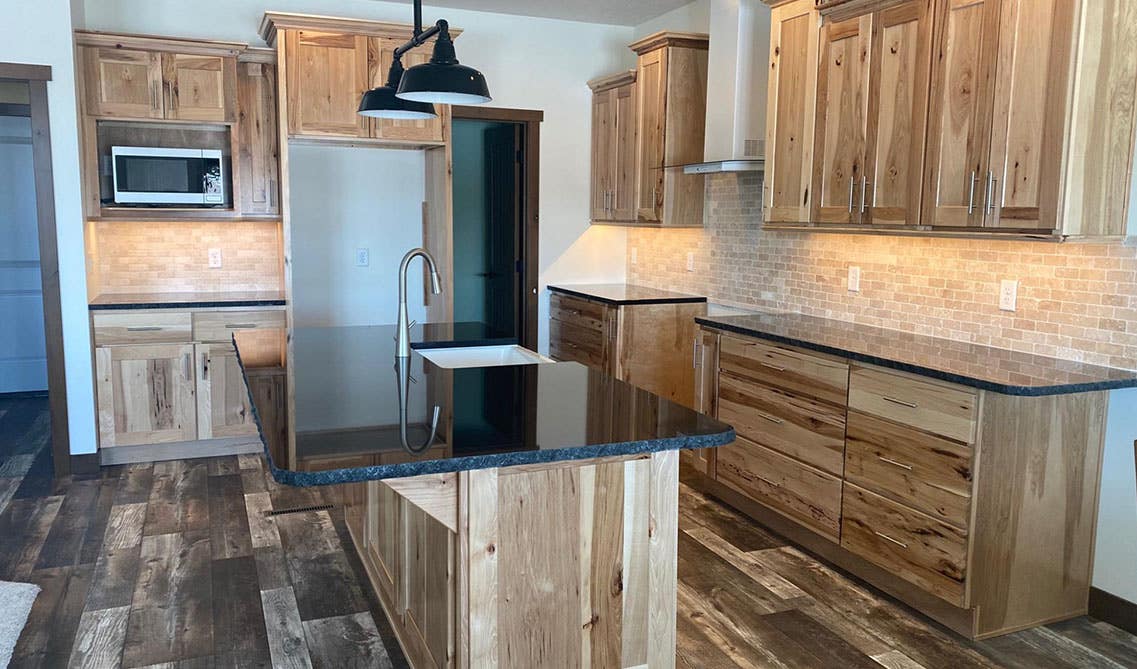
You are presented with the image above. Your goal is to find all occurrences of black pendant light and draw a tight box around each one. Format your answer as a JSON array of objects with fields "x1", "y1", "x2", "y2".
[
  {"x1": 396, "y1": 21, "x2": 492, "y2": 105},
  {"x1": 358, "y1": 57, "x2": 437, "y2": 120}
]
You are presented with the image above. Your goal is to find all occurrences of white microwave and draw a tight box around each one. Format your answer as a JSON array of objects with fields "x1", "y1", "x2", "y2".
[{"x1": 111, "y1": 146, "x2": 226, "y2": 206}]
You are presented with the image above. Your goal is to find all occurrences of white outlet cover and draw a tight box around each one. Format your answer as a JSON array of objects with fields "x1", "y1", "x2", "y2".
[
  {"x1": 847, "y1": 266, "x2": 861, "y2": 292},
  {"x1": 208, "y1": 248, "x2": 222, "y2": 269},
  {"x1": 999, "y1": 279, "x2": 1018, "y2": 311},
  {"x1": 686, "y1": 252, "x2": 695, "y2": 272},
  {"x1": 355, "y1": 248, "x2": 370, "y2": 267}
]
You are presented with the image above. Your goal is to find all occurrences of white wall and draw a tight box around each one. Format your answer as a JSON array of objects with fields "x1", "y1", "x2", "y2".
[
  {"x1": 633, "y1": 0, "x2": 710, "y2": 38},
  {"x1": 2, "y1": 0, "x2": 97, "y2": 455},
  {"x1": 80, "y1": 0, "x2": 636, "y2": 353},
  {"x1": 1094, "y1": 390, "x2": 1137, "y2": 602}
]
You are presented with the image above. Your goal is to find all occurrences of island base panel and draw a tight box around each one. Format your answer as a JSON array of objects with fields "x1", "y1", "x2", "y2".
[{"x1": 345, "y1": 450, "x2": 680, "y2": 668}]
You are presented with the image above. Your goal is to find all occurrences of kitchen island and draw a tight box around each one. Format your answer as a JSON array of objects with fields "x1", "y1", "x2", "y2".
[{"x1": 235, "y1": 324, "x2": 734, "y2": 668}]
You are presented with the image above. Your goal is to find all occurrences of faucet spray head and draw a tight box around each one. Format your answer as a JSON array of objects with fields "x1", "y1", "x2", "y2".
[{"x1": 430, "y1": 270, "x2": 442, "y2": 295}]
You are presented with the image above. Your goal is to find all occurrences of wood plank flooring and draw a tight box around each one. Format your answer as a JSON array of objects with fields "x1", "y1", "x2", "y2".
[{"x1": 2, "y1": 397, "x2": 1136, "y2": 668}]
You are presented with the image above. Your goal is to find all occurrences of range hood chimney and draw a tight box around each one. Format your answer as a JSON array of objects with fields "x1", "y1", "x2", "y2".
[{"x1": 683, "y1": 0, "x2": 770, "y2": 175}]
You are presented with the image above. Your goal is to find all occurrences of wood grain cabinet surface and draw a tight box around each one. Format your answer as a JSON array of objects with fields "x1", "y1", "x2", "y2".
[
  {"x1": 81, "y1": 46, "x2": 236, "y2": 122},
  {"x1": 588, "y1": 71, "x2": 638, "y2": 223},
  {"x1": 235, "y1": 55, "x2": 281, "y2": 216},
  {"x1": 95, "y1": 343, "x2": 199, "y2": 448}
]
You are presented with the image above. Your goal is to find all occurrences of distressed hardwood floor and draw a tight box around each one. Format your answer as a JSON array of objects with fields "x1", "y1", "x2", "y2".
[{"x1": 2, "y1": 397, "x2": 1136, "y2": 668}]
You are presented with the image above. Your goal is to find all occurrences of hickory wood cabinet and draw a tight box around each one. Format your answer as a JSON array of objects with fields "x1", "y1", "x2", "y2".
[
  {"x1": 690, "y1": 325, "x2": 1109, "y2": 639},
  {"x1": 548, "y1": 291, "x2": 706, "y2": 409},
  {"x1": 763, "y1": 0, "x2": 1137, "y2": 239},
  {"x1": 92, "y1": 307, "x2": 285, "y2": 454},
  {"x1": 589, "y1": 31, "x2": 709, "y2": 227}
]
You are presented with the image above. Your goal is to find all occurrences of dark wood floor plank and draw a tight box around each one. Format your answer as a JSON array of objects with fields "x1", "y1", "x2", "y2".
[
  {"x1": 1047, "y1": 618, "x2": 1137, "y2": 668},
  {"x1": 762, "y1": 609, "x2": 881, "y2": 669},
  {"x1": 208, "y1": 474, "x2": 253, "y2": 559},
  {"x1": 35, "y1": 478, "x2": 101, "y2": 569},
  {"x1": 302, "y1": 612, "x2": 392, "y2": 669},
  {"x1": 261, "y1": 586, "x2": 314, "y2": 669},
  {"x1": 113, "y1": 463, "x2": 154, "y2": 505},
  {"x1": 0, "y1": 495, "x2": 62, "y2": 581},
  {"x1": 13, "y1": 563, "x2": 94, "y2": 665},
  {"x1": 67, "y1": 604, "x2": 130, "y2": 668},
  {"x1": 242, "y1": 468, "x2": 268, "y2": 495},
  {"x1": 679, "y1": 485, "x2": 786, "y2": 552},
  {"x1": 276, "y1": 510, "x2": 341, "y2": 559},
  {"x1": 85, "y1": 544, "x2": 142, "y2": 611},
  {"x1": 212, "y1": 556, "x2": 271, "y2": 657},
  {"x1": 122, "y1": 531, "x2": 213, "y2": 668},
  {"x1": 677, "y1": 530, "x2": 795, "y2": 615},
  {"x1": 676, "y1": 607, "x2": 749, "y2": 669},
  {"x1": 254, "y1": 545, "x2": 292, "y2": 591},
  {"x1": 208, "y1": 455, "x2": 241, "y2": 477},
  {"x1": 144, "y1": 460, "x2": 209, "y2": 537},
  {"x1": 285, "y1": 550, "x2": 370, "y2": 622},
  {"x1": 12, "y1": 439, "x2": 60, "y2": 500},
  {"x1": 78, "y1": 475, "x2": 121, "y2": 564}
]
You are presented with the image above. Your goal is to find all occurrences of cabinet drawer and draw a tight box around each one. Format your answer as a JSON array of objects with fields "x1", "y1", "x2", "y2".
[
  {"x1": 550, "y1": 293, "x2": 609, "y2": 333},
  {"x1": 848, "y1": 367, "x2": 977, "y2": 443},
  {"x1": 718, "y1": 372, "x2": 846, "y2": 475},
  {"x1": 549, "y1": 318, "x2": 606, "y2": 369},
  {"x1": 841, "y1": 484, "x2": 968, "y2": 607},
  {"x1": 192, "y1": 310, "x2": 286, "y2": 342},
  {"x1": 716, "y1": 436, "x2": 842, "y2": 542},
  {"x1": 719, "y1": 335, "x2": 849, "y2": 405},
  {"x1": 845, "y1": 411, "x2": 973, "y2": 528},
  {"x1": 93, "y1": 312, "x2": 193, "y2": 345}
]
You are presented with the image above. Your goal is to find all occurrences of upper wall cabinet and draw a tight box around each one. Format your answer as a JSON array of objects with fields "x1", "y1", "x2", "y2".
[
  {"x1": 261, "y1": 13, "x2": 453, "y2": 147},
  {"x1": 236, "y1": 50, "x2": 282, "y2": 216},
  {"x1": 589, "y1": 70, "x2": 638, "y2": 223},
  {"x1": 765, "y1": 0, "x2": 1137, "y2": 240}
]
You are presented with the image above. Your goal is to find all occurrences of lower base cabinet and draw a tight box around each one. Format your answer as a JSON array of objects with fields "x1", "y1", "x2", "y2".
[{"x1": 95, "y1": 343, "x2": 199, "y2": 447}]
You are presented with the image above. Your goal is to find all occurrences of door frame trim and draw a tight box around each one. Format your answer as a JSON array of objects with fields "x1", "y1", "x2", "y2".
[
  {"x1": 1, "y1": 62, "x2": 73, "y2": 476},
  {"x1": 451, "y1": 105, "x2": 543, "y2": 351}
]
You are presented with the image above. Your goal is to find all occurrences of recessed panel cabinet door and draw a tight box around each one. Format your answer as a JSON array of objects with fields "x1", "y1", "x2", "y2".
[
  {"x1": 195, "y1": 343, "x2": 258, "y2": 440},
  {"x1": 765, "y1": 0, "x2": 821, "y2": 224},
  {"x1": 285, "y1": 30, "x2": 369, "y2": 138},
  {"x1": 921, "y1": 0, "x2": 1001, "y2": 228},
  {"x1": 985, "y1": 0, "x2": 1076, "y2": 231},
  {"x1": 95, "y1": 344, "x2": 198, "y2": 448},
  {"x1": 812, "y1": 14, "x2": 873, "y2": 225},
  {"x1": 369, "y1": 38, "x2": 447, "y2": 143},
  {"x1": 863, "y1": 0, "x2": 933, "y2": 226},
  {"x1": 162, "y1": 53, "x2": 235, "y2": 122},
  {"x1": 236, "y1": 61, "x2": 281, "y2": 216},
  {"x1": 83, "y1": 47, "x2": 164, "y2": 119},
  {"x1": 590, "y1": 88, "x2": 614, "y2": 221},
  {"x1": 636, "y1": 48, "x2": 667, "y2": 222},
  {"x1": 611, "y1": 82, "x2": 639, "y2": 222}
]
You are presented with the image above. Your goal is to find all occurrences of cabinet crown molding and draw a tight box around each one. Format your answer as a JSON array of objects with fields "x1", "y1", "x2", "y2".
[
  {"x1": 629, "y1": 30, "x2": 709, "y2": 55},
  {"x1": 587, "y1": 69, "x2": 636, "y2": 93},
  {"x1": 259, "y1": 11, "x2": 463, "y2": 46},
  {"x1": 73, "y1": 30, "x2": 247, "y2": 57}
]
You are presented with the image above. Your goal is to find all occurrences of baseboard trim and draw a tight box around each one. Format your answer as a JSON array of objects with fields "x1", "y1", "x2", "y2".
[
  {"x1": 99, "y1": 437, "x2": 263, "y2": 466},
  {"x1": 1089, "y1": 587, "x2": 1137, "y2": 636},
  {"x1": 69, "y1": 453, "x2": 100, "y2": 475}
]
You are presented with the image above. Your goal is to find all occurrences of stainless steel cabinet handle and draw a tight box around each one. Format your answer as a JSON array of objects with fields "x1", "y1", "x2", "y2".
[
  {"x1": 967, "y1": 170, "x2": 978, "y2": 215},
  {"x1": 860, "y1": 177, "x2": 870, "y2": 214},
  {"x1": 881, "y1": 396, "x2": 919, "y2": 409},
  {"x1": 874, "y1": 531, "x2": 909, "y2": 549},
  {"x1": 985, "y1": 171, "x2": 999, "y2": 216},
  {"x1": 126, "y1": 326, "x2": 163, "y2": 332},
  {"x1": 760, "y1": 361, "x2": 787, "y2": 372},
  {"x1": 848, "y1": 177, "x2": 855, "y2": 213},
  {"x1": 878, "y1": 456, "x2": 914, "y2": 471},
  {"x1": 225, "y1": 323, "x2": 258, "y2": 329},
  {"x1": 183, "y1": 354, "x2": 192, "y2": 379},
  {"x1": 756, "y1": 411, "x2": 785, "y2": 425}
]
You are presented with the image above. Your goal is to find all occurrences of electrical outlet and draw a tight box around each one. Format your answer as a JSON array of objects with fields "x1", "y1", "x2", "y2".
[
  {"x1": 847, "y1": 266, "x2": 861, "y2": 293},
  {"x1": 208, "y1": 248, "x2": 222, "y2": 269},
  {"x1": 999, "y1": 279, "x2": 1018, "y2": 311},
  {"x1": 355, "y1": 248, "x2": 370, "y2": 267},
  {"x1": 630, "y1": 247, "x2": 638, "y2": 265},
  {"x1": 686, "y1": 252, "x2": 695, "y2": 272}
]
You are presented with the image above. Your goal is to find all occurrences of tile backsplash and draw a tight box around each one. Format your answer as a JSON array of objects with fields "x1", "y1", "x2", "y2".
[
  {"x1": 626, "y1": 173, "x2": 1137, "y2": 370},
  {"x1": 87, "y1": 220, "x2": 284, "y2": 296}
]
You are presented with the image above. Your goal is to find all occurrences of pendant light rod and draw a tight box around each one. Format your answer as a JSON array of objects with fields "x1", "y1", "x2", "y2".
[{"x1": 396, "y1": 0, "x2": 444, "y2": 59}]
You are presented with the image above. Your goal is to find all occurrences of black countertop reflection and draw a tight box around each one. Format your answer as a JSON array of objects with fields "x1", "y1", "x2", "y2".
[
  {"x1": 89, "y1": 290, "x2": 287, "y2": 310},
  {"x1": 549, "y1": 283, "x2": 707, "y2": 305},
  {"x1": 235, "y1": 323, "x2": 734, "y2": 486},
  {"x1": 697, "y1": 312, "x2": 1137, "y2": 396}
]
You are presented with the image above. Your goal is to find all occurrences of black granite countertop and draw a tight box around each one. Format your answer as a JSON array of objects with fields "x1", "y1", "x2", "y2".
[
  {"x1": 235, "y1": 323, "x2": 734, "y2": 486},
  {"x1": 697, "y1": 312, "x2": 1137, "y2": 396},
  {"x1": 89, "y1": 290, "x2": 286, "y2": 310},
  {"x1": 549, "y1": 283, "x2": 707, "y2": 305}
]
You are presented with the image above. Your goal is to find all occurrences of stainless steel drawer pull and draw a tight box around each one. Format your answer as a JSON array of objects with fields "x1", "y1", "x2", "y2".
[
  {"x1": 756, "y1": 411, "x2": 785, "y2": 425},
  {"x1": 881, "y1": 396, "x2": 919, "y2": 409},
  {"x1": 225, "y1": 323, "x2": 258, "y2": 329},
  {"x1": 874, "y1": 531, "x2": 909, "y2": 549},
  {"x1": 877, "y1": 456, "x2": 914, "y2": 471},
  {"x1": 760, "y1": 362, "x2": 787, "y2": 372},
  {"x1": 126, "y1": 326, "x2": 163, "y2": 332},
  {"x1": 755, "y1": 474, "x2": 780, "y2": 488}
]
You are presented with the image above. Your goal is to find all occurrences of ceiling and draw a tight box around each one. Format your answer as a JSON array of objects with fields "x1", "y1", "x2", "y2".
[{"x1": 388, "y1": 0, "x2": 693, "y2": 26}]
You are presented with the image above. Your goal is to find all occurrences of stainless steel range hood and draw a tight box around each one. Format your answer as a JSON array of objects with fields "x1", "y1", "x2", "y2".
[{"x1": 682, "y1": 0, "x2": 769, "y2": 176}]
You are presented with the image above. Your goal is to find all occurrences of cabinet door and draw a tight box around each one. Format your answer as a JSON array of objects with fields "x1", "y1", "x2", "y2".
[
  {"x1": 400, "y1": 502, "x2": 455, "y2": 668},
  {"x1": 765, "y1": 0, "x2": 821, "y2": 224},
  {"x1": 862, "y1": 0, "x2": 933, "y2": 226},
  {"x1": 284, "y1": 30, "x2": 369, "y2": 138},
  {"x1": 611, "y1": 82, "x2": 639, "y2": 222},
  {"x1": 636, "y1": 48, "x2": 667, "y2": 222},
  {"x1": 590, "y1": 88, "x2": 614, "y2": 221},
  {"x1": 684, "y1": 329, "x2": 719, "y2": 476},
  {"x1": 162, "y1": 53, "x2": 235, "y2": 122},
  {"x1": 984, "y1": 0, "x2": 1076, "y2": 231},
  {"x1": 195, "y1": 343, "x2": 258, "y2": 440},
  {"x1": 82, "y1": 47, "x2": 164, "y2": 119},
  {"x1": 236, "y1": 61, "x2": 281, "y2": 216},
  {"x1": 365, "y1": 481, "x2": 402, "y2": 608},
  {"x1": 95, "y1": 344, "x2": 197, "y2": 448},
  {"x1": 369, "y1": 38, "x2": 447, "y2": 143},
  {"x1": 921, "y1": 0, "x2": 1001, "y2": 228},
  {"x1": 812, "y1": 13, "x2": 873, "y2": 225}
]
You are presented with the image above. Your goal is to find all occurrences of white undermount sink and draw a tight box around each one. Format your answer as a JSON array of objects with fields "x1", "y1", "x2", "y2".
[{"x1": 416, "y1": 344, "x2": 555, "y2": 369}]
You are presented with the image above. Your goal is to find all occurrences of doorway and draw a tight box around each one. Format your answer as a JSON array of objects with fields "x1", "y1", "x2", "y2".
[
  {"x1": 0, "y1": 64, "x2": 71, "y2": 479},
  {"x1": 450, "y1": 107, "x2": 541, "y2": 350}
]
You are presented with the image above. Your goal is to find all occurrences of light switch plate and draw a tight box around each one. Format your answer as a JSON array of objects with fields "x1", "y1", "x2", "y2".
[
  {"x1": 355, "y1": 248, "x2": 370, "y2": 267},
  {"x1": 999, "y1": 279, "x2": 1018, "y2": 311},
  {"x1": 208, "y1": 248, "x2": 222, "y2": 269},
  {"x1": 686, "y1": 252, "x2": 695, "y2": 272},
  {"x1": 847, "y1": 266, "x2": 861, "y2": 292}
]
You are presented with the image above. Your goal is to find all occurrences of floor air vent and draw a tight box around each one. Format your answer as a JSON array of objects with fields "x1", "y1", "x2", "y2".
[{"x1": 266, "y1": 503, "x2": 334, "y2": 516}]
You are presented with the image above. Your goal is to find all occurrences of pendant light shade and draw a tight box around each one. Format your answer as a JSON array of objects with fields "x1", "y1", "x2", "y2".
[
  {"x1": 396, "y1": 22, "x2": 492, "y2": 105},
  {"x1": 358, "y1": 58, "x2": 438, "y2": 120}
]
